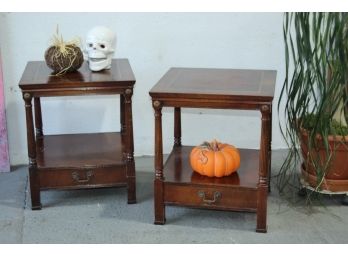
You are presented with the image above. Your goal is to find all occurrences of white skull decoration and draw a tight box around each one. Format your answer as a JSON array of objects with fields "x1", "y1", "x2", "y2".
[{"x1": 85, "y1": 26, "x2": 116, "y2": 71}]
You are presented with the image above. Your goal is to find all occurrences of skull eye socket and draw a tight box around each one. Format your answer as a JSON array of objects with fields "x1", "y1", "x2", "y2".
[
  {"x1": 88, "y1": 43, "x2": 93, "y2": 48},
  {"x1": 100, "y1": 44, "x2": 105, "y2": 49}
]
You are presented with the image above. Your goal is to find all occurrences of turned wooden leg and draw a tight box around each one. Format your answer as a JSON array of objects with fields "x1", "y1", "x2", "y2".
[
  {"x1": 34, "y1": 97, "x2": 43, "y2": 138},
  {"x1": 24, "y1": 93, "x2": 41, "y2": 210},
  {"x1": 256, "y1": 105, "x2": 271, "y2": 233},
  {"x1": 28, "y1": 166, "x2": 41, "y2": 210},
  {"x1": 120, "y1": 94, "x2": 126, "y2": 135},
  {"x1": 268, "y1": 105, "x2": 272, "y2": 193},
  {"x1": 153, "y1": 100, "x2": 165, "y2": 224},
  {"x1": 174, "y1": 107, "x2": 181, "y2": 147},
  {"x1": 124, "y1": 89, "x2": 136, "y2": 204},
  {"x1": 173, "y1": 107, "x2": 182, "y2": 181}
]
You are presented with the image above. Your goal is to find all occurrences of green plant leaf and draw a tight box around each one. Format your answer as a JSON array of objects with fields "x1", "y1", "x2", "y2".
[{"x1": 276, "y1": 12, "x2": 348, "y2": 200}]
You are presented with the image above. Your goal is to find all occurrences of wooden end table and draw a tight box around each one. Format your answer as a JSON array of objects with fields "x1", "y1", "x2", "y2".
[
  {"x1": 19, "y1": 59, "x2": 136, "y2": 210},
  {"x1": 149, "y1": 67, "x2": 276, "y2": 232}
]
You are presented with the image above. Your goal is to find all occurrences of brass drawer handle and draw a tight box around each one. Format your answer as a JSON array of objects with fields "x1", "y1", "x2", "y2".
[
  {"x1": 197, "y1": 191, "x2": 222, "y2": 204},
  {"x1": 72, "y1": 170, "x2": 93, "y2": 183}
]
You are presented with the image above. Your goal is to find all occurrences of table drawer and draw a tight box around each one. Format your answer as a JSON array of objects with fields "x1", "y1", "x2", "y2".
[
  {"x1": 38, "y1": 166, "x2": 127, "y2": 190},
  {"x1": 164, "y1": 184, "x2": 257, "y2": 212}
]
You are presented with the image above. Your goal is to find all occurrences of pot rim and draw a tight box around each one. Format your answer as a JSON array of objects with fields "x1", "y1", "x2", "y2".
[{"x1": 300, "y1": 127, "x2": 348, "y2": 143}]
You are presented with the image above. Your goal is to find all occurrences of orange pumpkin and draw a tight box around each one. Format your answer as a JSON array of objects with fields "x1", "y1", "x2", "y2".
[{"x1": 190, "y1": 140, "x2": 240, "y2": 177}]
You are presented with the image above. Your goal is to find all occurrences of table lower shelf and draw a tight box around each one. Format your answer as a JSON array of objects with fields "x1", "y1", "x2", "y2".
[
  {"x1": 35, "y1": 132, "x2": 128, "y2": 190},
  {"x1": 161, "y1": 146, "x2": 261, "y2": 212},
  {"x1": 36, "y1": 132, "x2": 125, "y2": 168}
]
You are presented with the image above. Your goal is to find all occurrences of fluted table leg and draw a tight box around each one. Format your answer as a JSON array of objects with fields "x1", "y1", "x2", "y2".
[
  {"x1": 24, "y1": 93, "x2": 41, "y2": 210},
  {"x1": 124, "y1": 89, "x2": 136, "y2": 204},
  {"x1": 153, "y1": 100, "x2": 165, "y2": 225},
  {"x1": 256, "y1": 104, "x2": 271, "y2": 233}
]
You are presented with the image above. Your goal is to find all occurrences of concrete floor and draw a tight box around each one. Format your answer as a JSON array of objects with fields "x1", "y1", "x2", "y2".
[{"x1": 0, "y1": 150, "x2": 348, "y2": 243}]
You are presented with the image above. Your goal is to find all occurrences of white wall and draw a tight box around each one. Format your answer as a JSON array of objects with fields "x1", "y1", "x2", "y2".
[{"x1": 0, "y1": 12, "x2": 286, "y2": 165}]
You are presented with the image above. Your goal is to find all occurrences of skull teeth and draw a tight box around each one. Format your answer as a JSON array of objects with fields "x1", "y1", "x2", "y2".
[{"x1": 89, "y1": 58, "x2": 107, "y2": 62}]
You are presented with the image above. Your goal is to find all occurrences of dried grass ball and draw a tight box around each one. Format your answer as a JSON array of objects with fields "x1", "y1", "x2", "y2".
[{"x1": 44, "y1": 44, "x2": 83, "y2": 75}]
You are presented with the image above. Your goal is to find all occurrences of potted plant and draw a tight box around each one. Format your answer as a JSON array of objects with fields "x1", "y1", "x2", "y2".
[{"x1": 277, "y1": 12, "x2": 348, "y2": 204}]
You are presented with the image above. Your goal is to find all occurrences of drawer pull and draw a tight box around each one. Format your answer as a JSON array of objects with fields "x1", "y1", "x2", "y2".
[
  {"x1": 197, "y1": 191, "x2": 221, "y2": 204},
  {"x1": 72, "y1": 170, "x2": 93, "y2": 183}
]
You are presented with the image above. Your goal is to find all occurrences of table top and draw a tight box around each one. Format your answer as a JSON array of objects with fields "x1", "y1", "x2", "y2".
[
  {"x1": 19, "y1": 59, "x2": 135, "y2": 90},
  {"x1": 149, "y1": 67, "x2": 276, "y2": 102}
]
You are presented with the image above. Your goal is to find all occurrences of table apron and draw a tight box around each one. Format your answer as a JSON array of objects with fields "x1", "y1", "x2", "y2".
[
  {"x1": 153, "y1": 98, "x2": 272, "y2": 110},
  {"x1": 22, "y1": 87, "x2": 132, "y2": 97}
]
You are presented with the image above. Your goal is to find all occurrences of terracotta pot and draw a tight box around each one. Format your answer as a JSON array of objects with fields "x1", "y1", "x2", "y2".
[{"x1": 300, "y1": 128, "x2": 348, "y2": 191}]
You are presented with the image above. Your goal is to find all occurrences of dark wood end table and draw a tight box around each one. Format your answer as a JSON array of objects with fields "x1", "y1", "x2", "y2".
[
  {"x1": 19, "y1": 59, "x2": 136, "y2": 209},
  {"x1": 149, "y1": 67, "x2": 276, "y2": 232}
]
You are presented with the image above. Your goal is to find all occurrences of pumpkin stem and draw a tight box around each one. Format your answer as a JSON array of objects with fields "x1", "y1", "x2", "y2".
[
  {"x1": 211, "y1": 139, "x2": 220, "y2": 151},
  {"x1": 200, "y1": 141, "x2": 211, "y2": 148},
  {"x1": 198, "y1": 139, "x2": 220, "y2": 151}
]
